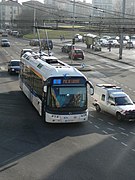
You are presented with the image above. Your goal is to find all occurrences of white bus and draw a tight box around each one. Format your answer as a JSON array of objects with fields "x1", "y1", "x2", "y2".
[{"x1": 20, "y1": 52, "x2": 94, "y2": 123}]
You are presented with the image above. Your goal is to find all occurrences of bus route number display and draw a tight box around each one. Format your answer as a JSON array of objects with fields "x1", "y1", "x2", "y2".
[
  {"x1": 63, "y1": 79, "x2": 80, "y2": 84},
  {"x1": 53, "y1": 78, "x2": 81, "y2": 85}
]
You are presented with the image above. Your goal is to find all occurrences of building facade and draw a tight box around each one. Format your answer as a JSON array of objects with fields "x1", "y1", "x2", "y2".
[
  {"x1": 0, "y1": 0, "x2": 22, "y2": 29},
  {"x1": 44, "y1": 0, "x2": 91, "y2": 18},
  {"x1": 92, "y1": 0, "x2": 113, "y2": 17}
]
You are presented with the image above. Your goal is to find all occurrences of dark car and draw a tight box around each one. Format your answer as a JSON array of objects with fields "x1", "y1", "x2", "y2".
[
  {"x1": 61, "y1": 44, "x2": 74, "y2": 53},
  {"x1": 69, "y1": 49, "x2": 84, "y2": 60},
  {"x1": 8, "y1": 60, "x2": 20, "y2": 74},
  {"x1": 41, "y1": 39, "x2": 53, "y2": 50},
  {"x1": 29, "y1": 39, "x2": 40, "y2": 46},
  {"x1": 1, "y1": 39, "x2": 10, "y2": 47}
]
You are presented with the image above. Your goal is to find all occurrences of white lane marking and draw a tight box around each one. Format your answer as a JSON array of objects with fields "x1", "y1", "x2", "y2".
[
  {"x1": 88, "y1": 121, "x2": 93, "y2": 124},
  {"x1": 98, "y1": 118, "x2": 103, "y2": 121},
  {"x1": 102, "y1": 130, "x2": 108, "y2": 134},
  {"x1": 107, "y1": 122, "x2": 114, "y2": 126},
  {"x1": 119, "y1": 127, "x2": 125, "y2": 131},
  {"x1": 10, "y1": 56, "x2": 14, "y2": 59},
  {"x1": 107, "y1": 128, "x2": 115, "y2": 132},
  {"x1": 111, "y1": 136, "x2": 118, "y2": 140},
  {"x1": 105, "y1": 64, "x2": 114, "y2": 69},
  {"x1": 121, "y1": 142, "x2": 128, "y2": 147},
  {"x1": 132, "y1": 149, "x2": 135, "y2": 152},
  {"x1": 130, "y1": 132, "x2": 135, "y2": 136},
  {"x1": 95, "y1": 64, "x2": 104, "y2": 68},
  {"x1": 121, "y1": 132, "x2": 129, "y2": 137},
  {"x1": 89, "y1": 114, "x2": 94, "y2": 118},
  {"x1": 94, "y1": 125, "x2": 99, "y2": 129}
]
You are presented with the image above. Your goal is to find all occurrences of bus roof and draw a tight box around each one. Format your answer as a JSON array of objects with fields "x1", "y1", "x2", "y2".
[{"x1": 21, "y1": 52, "x2": 87, "y2": 80}]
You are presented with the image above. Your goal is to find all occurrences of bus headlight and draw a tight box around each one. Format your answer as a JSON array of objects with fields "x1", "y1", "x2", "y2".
[{"x1": 81, "y1": 113, "x2": 87, "y2": 117}]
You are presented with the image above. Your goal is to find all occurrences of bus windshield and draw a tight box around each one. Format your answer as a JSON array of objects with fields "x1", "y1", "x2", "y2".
[{"x1": 47, "y1": 86, "x2": 87, "y2": 111}]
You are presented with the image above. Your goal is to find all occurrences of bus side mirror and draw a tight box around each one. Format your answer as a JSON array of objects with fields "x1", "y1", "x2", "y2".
[{"x1": 88, "y1": 81, "x2": 94, "y2": 95}]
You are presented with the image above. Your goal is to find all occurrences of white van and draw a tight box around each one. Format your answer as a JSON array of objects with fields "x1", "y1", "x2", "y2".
[{"x1": 93, "y1": 84, "x2": 135, "y2": 121}]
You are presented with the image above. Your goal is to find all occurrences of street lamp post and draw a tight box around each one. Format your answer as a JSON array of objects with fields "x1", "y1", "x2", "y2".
[
  {"x1": 71, "y1": 0, "x2": 75, "y2": 64},
  {"x1": 33, "y1": 1, "x2": 36, "y2": 35},
  {"x1": 119, "y1": 0, "x2": 126, "y2": 59}
]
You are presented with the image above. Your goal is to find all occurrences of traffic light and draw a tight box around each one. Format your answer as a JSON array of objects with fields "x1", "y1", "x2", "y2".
[{"x1": 72, "y1": 38, "x2": 75, "y2": 45}]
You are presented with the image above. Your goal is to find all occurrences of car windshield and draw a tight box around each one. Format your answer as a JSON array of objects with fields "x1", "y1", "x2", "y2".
[
  {"x1": 2, "y1": 39, "x2": 8, "y2": 42},
  {"x1": 115, "y1": 96, "x2": 133, "y2": 106},
  {"x1": 47, "y1": 86, "x2": 87, "y2": 111},
  {"x1": 11, "y1": 61, "x2": 20, "y2": 66}
]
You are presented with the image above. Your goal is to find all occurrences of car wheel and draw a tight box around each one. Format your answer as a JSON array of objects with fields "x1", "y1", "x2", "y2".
[
  {"x1": 82, "y1": 56, "x2": 84, "y2": 60},
  {"x1": 95, "y1": 104, "x2": 101, "y2": 112},
  {"x1": 116, "y1": 112, "x2": 123, "y2": 121}
]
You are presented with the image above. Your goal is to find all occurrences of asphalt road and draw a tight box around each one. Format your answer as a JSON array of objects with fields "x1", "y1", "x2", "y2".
[{"x1": 0, "y1": 36, "x2": 135, "y2": 180}]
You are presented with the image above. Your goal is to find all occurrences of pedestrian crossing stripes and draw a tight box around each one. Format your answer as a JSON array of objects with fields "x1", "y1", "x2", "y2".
[
  {"x1": 93, "y1": 63, "x2": 135, "y2": 71},
  {"x1": 94, "y1": 64, "x2": 117, "y2": 69}
]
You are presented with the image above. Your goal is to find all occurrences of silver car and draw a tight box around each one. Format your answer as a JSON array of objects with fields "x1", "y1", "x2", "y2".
[{"x1": 1, "y1": 39, "x2": 10, "y2": 47}]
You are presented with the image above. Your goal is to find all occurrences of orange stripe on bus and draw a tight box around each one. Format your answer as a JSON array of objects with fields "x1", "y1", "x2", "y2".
[{"x1": 30, "y1": 67, "x2": 43, "y2": 79}]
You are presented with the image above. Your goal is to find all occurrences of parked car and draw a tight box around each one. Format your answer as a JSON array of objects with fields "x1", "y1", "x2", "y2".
[
  {"x1": 126, "y1": 41, "x2": 134, "y2": 49},
  {"x1": 1, "y1": 39, "x2": 10, "y2": 47},
  {"x1": 102, "y1": 35, "x2": 111, "y2": 40},
  {"x1": 99, "y1": 38, "x2": 108, "y2": 47},
  {"x1": 0, "y1": 29, "x2": 4, "y2": 34},
  {"x1": 2, "y1": 32, "x2": 8, "y2": 37},
  {"x1": 61, "y1": 44, "x2": 74, "y2": 53},
  {"x1": 8, "y1": 60, "x2": 20, "y2": 74},
  {"x1": 107, "y1": 39, "x2": 120, "y2": 47},
  {"x1": 74, "y1": 34, "x2": 83, "y2": 42},
  {"x1": 41, "y1": 39, "x2": 53, "y2": 50},
  {"x1": 29, "y1": 39, "x2": 40, "y2": 46},
  {"x1": 12, "y1": 30, "x2": 19, "y2": 37},
  {"x1": 69, "y1": 49, "x2": 84, "y2": 60},
  {"x1": 130, "y1": 36, "x2": 135, "y2": 47},
  {"x1": 92, "y1": 42, "x2": 102, "y2": 51}
]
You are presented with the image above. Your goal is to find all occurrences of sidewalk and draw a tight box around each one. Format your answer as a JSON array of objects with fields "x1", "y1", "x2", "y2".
[{"x1": 87, "y1": 47, "x2": 135, "y2": 67}]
